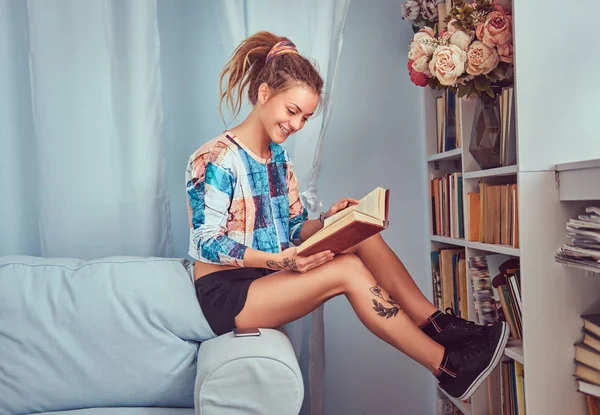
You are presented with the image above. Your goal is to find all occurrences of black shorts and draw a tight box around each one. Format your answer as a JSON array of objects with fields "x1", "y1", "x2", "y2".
[{"x1": 194, "y1": 267, "x2": 275, "y2": 336}]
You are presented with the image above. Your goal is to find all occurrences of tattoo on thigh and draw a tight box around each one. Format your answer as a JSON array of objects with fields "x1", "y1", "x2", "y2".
[
  {"x1": 266, "y1": 258, "x2": 298, "y2": 271},
  {"x1": 370, "y1": 284, "x2": 400, "y2": 319}
]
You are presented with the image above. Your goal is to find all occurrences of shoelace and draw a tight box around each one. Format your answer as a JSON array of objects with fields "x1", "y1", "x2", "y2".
[
  {"x1": 456, "y1": 339, "x2": 490, "y2": 364},
  {"x1": 444, "y1": 308, "x2": 483, "y2": 339}
]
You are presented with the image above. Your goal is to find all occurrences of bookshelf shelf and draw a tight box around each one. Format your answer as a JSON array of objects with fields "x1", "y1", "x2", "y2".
[
  {"x1": 430, "y1": 235, "x2": 467, "y2": 247},
  {"x1": 438, "y1": 385, "x2": 472, "y2": 415},
  {"x1": 504, "y1": 340, "x2": 524, "y2": 364},
  {"x1": 466, "y1": 241, "x2": 520, "y2": 257},
  {"x1": 427, "y1": 148, "x2": 462, "y2": 162},
  {"x1": 555, "y1": 158, "x2": 600, "y2": 201},
  {"x1": 463, "y1": 165, "x2": 518, "y2": 180}
]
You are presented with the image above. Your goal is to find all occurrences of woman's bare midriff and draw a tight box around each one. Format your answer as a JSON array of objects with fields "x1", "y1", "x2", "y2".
[{"x1": 193, "y1": 261, "x2": 238, "y2": 281}]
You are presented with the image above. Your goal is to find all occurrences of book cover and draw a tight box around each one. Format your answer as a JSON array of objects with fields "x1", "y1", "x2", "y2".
[
  {"x1": 444, "y1": 90, "x2": 457, "y2": 151},
  {"x1": 468, "y1": 255, "x2": 499, "y2": 324},
  {"x1": 296, "y1": 188, "x2": 389, "y2": 257}
]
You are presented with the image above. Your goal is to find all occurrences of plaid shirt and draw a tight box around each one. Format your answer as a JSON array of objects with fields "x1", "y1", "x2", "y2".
[{"x1": 186, "y1": 132, "x2": 308, "y2": 266}]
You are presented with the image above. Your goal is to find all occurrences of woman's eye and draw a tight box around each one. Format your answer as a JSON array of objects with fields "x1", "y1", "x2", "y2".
[
  {"x1": 303, "y1": 117, "x2": 309, "y2": 123},
  {"x1": 287, "y1": 109, "x2": 296, "y2": 115}
]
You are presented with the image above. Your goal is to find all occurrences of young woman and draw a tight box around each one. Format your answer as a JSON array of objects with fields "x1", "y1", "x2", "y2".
[{"x1": 186, "y1": 31, "x2": 509, "y2": 401}]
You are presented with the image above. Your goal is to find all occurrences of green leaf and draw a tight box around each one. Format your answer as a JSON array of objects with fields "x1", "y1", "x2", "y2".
[
  {"x1": 474, "y1": 76, "x2": 486, "y2": 91},
  {"x1": 486, "y1": 87, "x2": 495, "y2": 98}
]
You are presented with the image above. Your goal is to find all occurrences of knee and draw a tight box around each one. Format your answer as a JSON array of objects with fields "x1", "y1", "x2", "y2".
[{"x1": 331, "y1": 253, "x2": 372, "y2": 290}]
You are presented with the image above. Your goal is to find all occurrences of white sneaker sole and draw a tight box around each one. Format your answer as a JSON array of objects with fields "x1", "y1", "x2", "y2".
[{"x1": 456, "y1": 322, "x2": 510, "y2": 401}]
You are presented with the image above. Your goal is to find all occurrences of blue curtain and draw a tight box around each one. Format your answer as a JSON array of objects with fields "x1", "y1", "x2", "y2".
[
  {"x1": 0, "y1": 1, "x2": 350, "y2": 413},
  {"x1": 1, "y1": 0, "x2": 171, "y2": 258}
]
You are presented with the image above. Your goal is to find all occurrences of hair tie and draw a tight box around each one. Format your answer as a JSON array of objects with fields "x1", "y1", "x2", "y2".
[{"x1": 265, "y1": 40, "x2": 298, "y2": 64}]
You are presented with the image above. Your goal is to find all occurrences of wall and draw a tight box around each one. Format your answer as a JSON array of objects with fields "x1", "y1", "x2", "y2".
[
  {"x1": 513, "y1": 0, "x2": 600, "y2": 171},
  {"x1": 319, "y1": 1, "x2": 434, "y2": 414}
]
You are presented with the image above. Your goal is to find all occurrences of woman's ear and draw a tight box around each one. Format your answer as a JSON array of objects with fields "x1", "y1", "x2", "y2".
[{"x1": 258, "y1": 83, "x2": 270, "y2": 105}]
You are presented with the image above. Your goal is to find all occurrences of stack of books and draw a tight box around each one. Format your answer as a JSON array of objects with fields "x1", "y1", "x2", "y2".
[
  {"x1": 435, "y1": 90, "x2": 461, "y2": 153},
  {"x1": 430, "y1": 173, "x2": 464, "y2": 239},
  {"x1": 555, "y1": 207, "x2": 600, "y2": 273},
  {"x1": 575, "y1": 315, "x2": 600, "y2": 413},
  {"x1": 500, "y1": 360, "x2": 526, "y2": 414},
  {"x1": 466, "y1": 182, "x2": 519, "y2": 247},
  {"x1": 467, "y1": 254, "x2": 521, "y2": 340},
  {"x1": 430, "y1": 248, "x2": 467, "y2": 318}
]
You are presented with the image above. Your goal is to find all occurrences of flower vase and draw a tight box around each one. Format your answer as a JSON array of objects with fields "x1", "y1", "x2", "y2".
[{"x1": 468, "y1": 93, "x2": 502, "y2": 170}]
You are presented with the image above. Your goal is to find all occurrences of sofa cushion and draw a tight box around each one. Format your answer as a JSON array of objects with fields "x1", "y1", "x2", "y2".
[
  {"x1": 0, "y1": 256, "x2": 215, "y2": 415},
  {"x1": 33, "y1": 408, "x2": 193, "y2": 415}
]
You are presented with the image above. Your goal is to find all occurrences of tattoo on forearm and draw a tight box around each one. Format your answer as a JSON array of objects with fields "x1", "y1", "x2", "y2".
[
  {"x1": 370, "y1": 284, "x2": 400, "y2": 318},
  {"x1": 266, "y1": 258, "x2": 298, "y2": 271}
]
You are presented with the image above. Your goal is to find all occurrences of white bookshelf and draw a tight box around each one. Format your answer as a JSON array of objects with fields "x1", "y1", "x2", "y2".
[
  {"x1": 422, "y1": 45, "x2": 600, "y2": 415},
  {"x1": 424, "y1": 86, "x2": 600, "y2": 414},
  {"x1": 504, "y1": 340, "x2": 524, "y2": 365},
  {"x1": 439, "y1": 385, "x2": 473, "y2": 415},
  {"x1": 424, "y1": 85, "x2": 520, "y2": 415}
]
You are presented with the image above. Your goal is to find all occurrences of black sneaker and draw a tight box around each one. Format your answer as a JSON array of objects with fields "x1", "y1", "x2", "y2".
[
  {"x1": 423, "y1": 309, "x2": 498, "y2": 348},
  {"x1": 438, "y1": 321, "x2": 509, "y2": 400}
]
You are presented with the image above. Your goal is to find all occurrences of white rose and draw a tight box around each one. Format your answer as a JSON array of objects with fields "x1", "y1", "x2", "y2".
[
  {"x1": 429, "y1": 45, "x2": 467, "y2": 86},
  {"x1": 450, "y1": 30, "x2": 473, "y2": 51},
  {"x1": 408, "y1": 27, "x2": 437, "y2": 61},
  {"x1": 412, "y1": 55, "x2": 432, "y2": 76}
]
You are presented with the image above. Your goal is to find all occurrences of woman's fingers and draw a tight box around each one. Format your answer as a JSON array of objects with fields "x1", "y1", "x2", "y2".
[
  {"x1": 294, "y1": 250, "x2": 329, "y2": 273},
  {"x1": 302, "y1": 250, "x2": 334, "y2": 272}
]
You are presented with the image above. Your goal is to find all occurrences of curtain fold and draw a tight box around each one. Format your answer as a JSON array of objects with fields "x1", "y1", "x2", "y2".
[
  {"x1": 0, "y1": 0, "x2": 172, "y2": 259},
  {"x1": 1, "y1": 2, "x2": 350, "y2": 413}
]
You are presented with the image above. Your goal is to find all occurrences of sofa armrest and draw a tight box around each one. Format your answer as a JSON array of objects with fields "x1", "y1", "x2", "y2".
[{"x1": 194, "y1": 328, "x2": 303, "y2": 415}]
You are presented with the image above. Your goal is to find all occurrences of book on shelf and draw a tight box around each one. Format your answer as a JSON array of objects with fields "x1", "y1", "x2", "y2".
[
  {"x1": 431, "y1": 247, "x2": 467, "y2": 318},
  {"x1": 467, "y1": 182, "x2": 519, "y2": 247},
  {"x1": 435, "y1": 90, "x2": 460, "y2": 153},
  {"x1": 574, "y1": 314, "x2": 600, "y2": 411},
  {"x1": 501, "y1": 360, "x2": 526, "y2": 415},
  {"x1": 579, "y1": 380, "x2": 600, "y2": 400},
  {"x1": 430, "y1": 172, "x2": 464, "y2": 238},
  {"x1": 297, "y1": 187, "x2": 389, "y2": 257},
  {"x1": 467, "y1": 254, "x2": 522, "y2": 338},
  {"x1": 555, "y1": 207, "x2": 600, "y2": 272},
  {"x1": 585, "y1": 393, "x2": 600, "y2": 415},
  {"x1": 499, "y1": 87, "x2": 517, "y2": 167}
]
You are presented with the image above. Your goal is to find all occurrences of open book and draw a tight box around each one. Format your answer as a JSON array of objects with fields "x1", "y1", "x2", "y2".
[{"x1": 296, "y1": 187, "x2": 390, "y2": 257}]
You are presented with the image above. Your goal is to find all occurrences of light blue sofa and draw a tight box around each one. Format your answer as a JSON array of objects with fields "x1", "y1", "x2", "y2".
[{"x1": 0, "y1": 256, "x2": 303, "y2": 415}]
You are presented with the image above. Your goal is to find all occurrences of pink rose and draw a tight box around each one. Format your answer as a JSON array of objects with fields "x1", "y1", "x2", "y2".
[
  {"x1": 408, "y1": 27, "x2": 436, "y2": 61},
  {"x1": 408, "y1": 60, "x2": 428, "y2": 87},
  {"x1": 493, "y1": 1, "x2": 512, "y2": 13},
  {"x1": 476, "y1": 23, "x2": 485, "y2": 41},
  {"x1": 477, "y1": 11, "x2": 512, "y2": 47},
  {"x1": 466, "y1": 41, "x2": 500, "y2": 76},
  {"x1": 429, "y1": 45, "x2": 466, "y2": 86},
  {"x1": 497, "y1": 42, "x2": 513, "y2": 63}
]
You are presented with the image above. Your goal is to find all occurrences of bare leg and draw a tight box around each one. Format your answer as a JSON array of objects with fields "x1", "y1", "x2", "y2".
[
  {"x1": 235, "y1": 254, "x2": 444, "y2": 373},
  {"x1": 345, "y1": 234, "x2": 437, "y2": 324}
]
